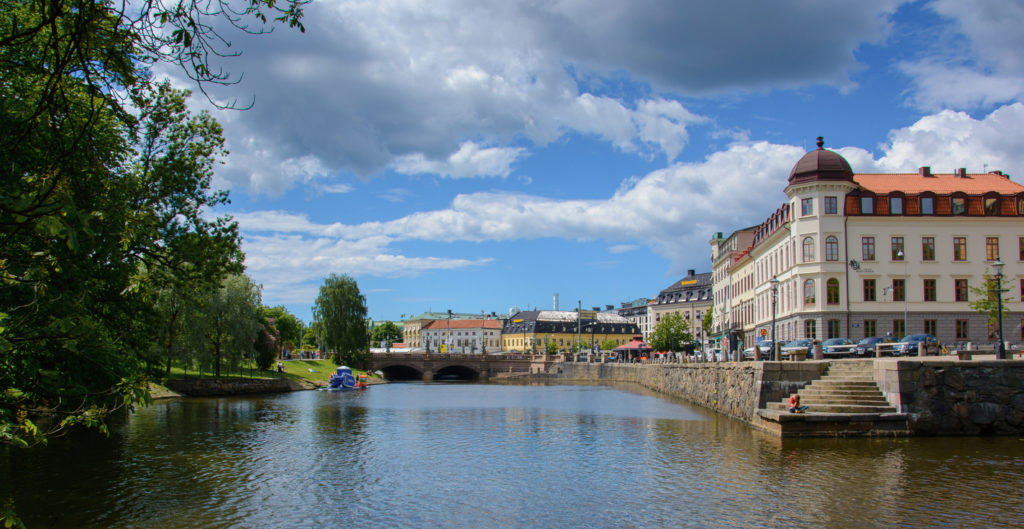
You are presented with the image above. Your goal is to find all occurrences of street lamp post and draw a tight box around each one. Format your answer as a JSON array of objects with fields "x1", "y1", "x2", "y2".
[
  {"x1": 897, "y1": 249, "x2": 907, "y2": 337},
  {"x1": 577, "y1": 300, "x2": 582, "y2": 357},
  {"x1": 769, "y1": 276, "x2": 780, "y2": 361},
  {"x1": 992, "y1": 258, "x2": 1006, "y2": 360}
]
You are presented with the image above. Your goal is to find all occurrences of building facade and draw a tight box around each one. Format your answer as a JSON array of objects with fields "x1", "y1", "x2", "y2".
[
  {"x1": 617, "y1": 298, "x2": 654, "y2": 340},
  {"x1": 420, "y1": 319, "x2": 503, "y2": 354},
  {"x1": 716, "y1": 137, "x2": 1023, "y2": 349},
  {"x1": 402, "y1": 311, "x2": 500, "y2": 349},
  {"x1": 650, "y1": 269, "x2": 713, "y2": 351},
  {"x1": 709, "y1": 227, "x2": 756, "y2": 355},
  {"x1": 501, "y1": 310, "x2": 639, "y2": 353}
]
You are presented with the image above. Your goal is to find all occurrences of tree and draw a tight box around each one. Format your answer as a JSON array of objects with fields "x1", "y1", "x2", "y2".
[
  {"x1": 260, "y1": 306, "x2": 302, "y2": 351},
  {"x1": 254, "y1": 317, "x2": 280, "y2": 370},
  {"x1": 302, "y1": 320, "x2": 322, "y2": 351},
  {"x1": 600, "y1": 339, "x2": 620, "y2": 352},
  {"x1": 546, "y1": 340, "x2": 560, "y2": 354},
  {"x1": 649, "y1": 312, "x2": 692, "y2": 353},
  {"x1": 702, "y1": 308, "x2": 714, "y2": 338},
  {"x1": 197, "y1": 274, "x2": 261, "y2": 377},
  {"x1": 969, "y1": 273, "x2": 1016, "y2": 340},
  {"x1": 371, "y1": 321, "x2": 402, "y2": 348},
  {"x1": 313, "y1": 274, "x2": 369, "y2": 367}
]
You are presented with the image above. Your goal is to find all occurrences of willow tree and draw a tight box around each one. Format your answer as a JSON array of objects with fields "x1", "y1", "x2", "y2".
[{"x1": 313, "y1": 274, "x2": 369, "y2": 368}]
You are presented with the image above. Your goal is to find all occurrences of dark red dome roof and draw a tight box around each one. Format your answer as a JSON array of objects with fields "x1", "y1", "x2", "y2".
[{"x1": 788, "y1": 136, "x2": 853, "y2": 185}]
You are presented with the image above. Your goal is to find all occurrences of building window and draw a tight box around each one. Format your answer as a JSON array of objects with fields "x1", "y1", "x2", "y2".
[
  {"x1": 952, "y1": 197, "x2": 966, "y2": 215},
  {"x1": 956, "y1": 320, "x2": 969, "y2": 340},
  {"x1": 1019, "y1": 198, "x2": 1024, "y2": 216},
  {"x1": 864, "y1": 319, "x2": 876, "y2": 338},
  {"x1": 827, "y1": 319, "x2": 841, "y2": 339},
  {"x1": 863, "y1": 279, "x2": 876, "y2": 301},
  {"x1": 893, "y1": 319, "x2": 905, "y2": 339},
  {"x1": 921, "y1": 196, "x2": 935, "y2": 215},
  {"x1": 824, "y1": 196, "x2": 838, "y2": 214},
  {"x1": 805, "y1": 319, "x2": 817, "y2": 339},
  {"x1": 825, "y1": 236, "x2": 839, "y2": 261},
  {"x1": 923, "y1": 278, "x2": 936, "y2": 302},
  {"x1": 803, "y1": 279, "x2": 816, "y2": 305},
  {"x1": 862, "y1": 236, "x2": 875, "y2": 261},
  {"x1": 826, "y1": 278, "x2": 840, "y2": 305},
  {"x1": 924, "y1": 319, "x2": 937, "y2": 336},
  {"x1": 1020, "y1": 237, "x2": 1024, "y2": 261},
  {"x1": 986, "y1": 237, "x2": 999, "y2": 261},
  {"x1": 802, "y1": 197, "x2": 814, "y2": 215},
  {"x1": 893, "y1": 279, "x2": 905, "y2": 302},
  {"x1": 889, "y1": 196, "x2": 903, "y2": 215},
  {"x1": 953, "y1": 237, "x2": 967, "y2": 261},
  {"x1": 922, "y1": 237, "x2": 935, "y2": 261},
  {"x1": 955, "y1": 279, "x2": 969, "y2": 302},
  {"x1": 802, "y1": 237, "x2": 815, "y2": 262},
  {"x1": 892, "y1": 237, "x2": 904, "y2": 261},
  {"x1": 985, "y1": 197, "x2": 999, "y2": 215},
  {"x1": 1021, "y1": 278, "x2": 1024, "y2": 298},
  {"x1": 860, "y1": 196, "x2": 874, "y2": 214}
]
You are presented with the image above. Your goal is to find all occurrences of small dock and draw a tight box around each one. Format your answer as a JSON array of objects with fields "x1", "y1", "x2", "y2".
[{"x1": 753, "y1": 360, "x2": 910, "y2": 437}]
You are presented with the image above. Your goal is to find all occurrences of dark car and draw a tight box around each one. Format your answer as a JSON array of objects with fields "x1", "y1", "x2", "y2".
[
  {"x1": 855, "y1": 336, "x2": 896, "y2": 357},
  {"x1": 895, "y1": 334, "x2": 940, "y2": 356},
  {"x1": 821, "y1": 337, "x2": 856, "y2": 357}
]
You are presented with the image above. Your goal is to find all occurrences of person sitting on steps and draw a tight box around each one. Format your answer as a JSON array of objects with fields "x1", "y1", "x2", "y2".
[{"x1": 788, "y1": 393, "x2": 809, "y2": 413}]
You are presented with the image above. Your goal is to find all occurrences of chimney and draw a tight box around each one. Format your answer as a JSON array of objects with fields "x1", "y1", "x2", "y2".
[
  {"x1": 955, "y1": 167, "x2": 967, "y2": 178},
  {"x1": 918, "y1": 166, "x2": 932, "y2": 177},
  {"x1": 688, "y1": 269, "x2": 695, "y2": 276}
]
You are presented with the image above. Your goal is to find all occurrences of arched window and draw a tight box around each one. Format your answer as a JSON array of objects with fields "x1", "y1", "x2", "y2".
[
  {"x1": 803, "y1": 279, "x2": 815, "y2": 305},
  {"x1": 825, "y1": 236, "x2": 839, "y2": 261},
  {"x1": 827, "y1": 278, "x2": 840, "y2": 305},
  {"x1": 802, "y1": 236, "x2": 815, "y2": 262}
]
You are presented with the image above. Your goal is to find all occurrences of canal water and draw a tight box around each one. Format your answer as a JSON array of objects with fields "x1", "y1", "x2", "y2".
[{"x1": 3, "y1": 382, "x2": 1023, "y2": 528}]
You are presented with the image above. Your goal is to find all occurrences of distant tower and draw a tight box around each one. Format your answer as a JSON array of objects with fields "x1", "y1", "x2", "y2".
[{"x1": 553, "y1": 293, "x2": 559, "y2": 311}]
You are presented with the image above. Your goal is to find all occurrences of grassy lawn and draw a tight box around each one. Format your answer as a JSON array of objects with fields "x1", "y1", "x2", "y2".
[{"x1": 163, "y1": 359, "x2": 375, "y2": 385}]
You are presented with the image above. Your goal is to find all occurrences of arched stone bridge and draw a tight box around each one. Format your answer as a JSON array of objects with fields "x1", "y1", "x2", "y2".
[{"x1": 367, "y1": 353, "x2": 563, "y2": 381}]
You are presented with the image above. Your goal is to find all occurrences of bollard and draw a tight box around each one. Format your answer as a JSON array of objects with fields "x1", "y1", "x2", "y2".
[
  {"x1": 918, "y1": 341, "x2": 926, "y2": 357},
  {"x1": 813, "y1": 341, "x2": 823, "y2": 360}
]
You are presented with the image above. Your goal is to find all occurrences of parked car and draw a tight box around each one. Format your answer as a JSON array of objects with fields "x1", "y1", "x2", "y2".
[
  {"x1": 781, "y1": 338, "x2": 814, "y2": 359},
  {"x1": 821, "y1": 337, "x2": 856, "y2": 357},
  {"x1": 855, "y1": 336, "x2": 896, "y2": 357},
  {"x1": 742, "y1": 340, "x2": 785, "y2": 360},
  {"x1": 895, "y1": 334, "x2": 940, "y2": 355}
]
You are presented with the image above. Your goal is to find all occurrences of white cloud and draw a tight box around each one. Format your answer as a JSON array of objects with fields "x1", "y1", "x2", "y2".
[
  {"x1": 184, "y1": 0, "x2": 900, "y2": 195},
  {"x1": 900, "y1": 0, "x2": 1024, "y2": 110},
  {"x1": 392, "y1": 141, "x2": 527, "y2": 178},
  {"x1": 235, "y1": 102, "x2": 1024, "y2": 302}
]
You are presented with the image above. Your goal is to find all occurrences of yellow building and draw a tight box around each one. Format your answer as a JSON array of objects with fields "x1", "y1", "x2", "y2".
[{"x1": 501, "y1": 310, "x2": 639, "y2": 353}]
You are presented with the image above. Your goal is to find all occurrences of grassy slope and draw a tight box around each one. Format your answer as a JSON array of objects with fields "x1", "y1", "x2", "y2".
[{"x1": 163, "y1": 359, "x2": 377, "y2": 385}]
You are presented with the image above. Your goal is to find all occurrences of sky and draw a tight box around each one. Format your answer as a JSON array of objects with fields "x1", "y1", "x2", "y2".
[{"x1": 166, "y1": 0, "x2": 1024, "y2": 325}]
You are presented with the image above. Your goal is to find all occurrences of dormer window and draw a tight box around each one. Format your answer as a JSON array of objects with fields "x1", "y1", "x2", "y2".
[
  {"x1": 860, "y1": 196, "x2": 874, "y2": 214},
  {"x1": 984, "y1": 194, "x2": 999, "y2": 216},
  {"x1": 890, "y1": 196, "x2": 903, "y2": 215},
  {"x1": 952, "y1": 195, "x2": 966, "y2": 215},
  {"x1": 921, "y1": 196, "x2": 935, "y2": 215}
]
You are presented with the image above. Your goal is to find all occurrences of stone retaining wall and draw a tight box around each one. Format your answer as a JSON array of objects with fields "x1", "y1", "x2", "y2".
[
  {"x1": 875, "y1": 359, "x2": 1024, "y2": 435},
  {"x1": 558, "y1": 362, "x2": 827, "y2": 422},
  {"x1": 164, "y1": 377, "x2": 313, "y2": 397},
  {"x1": 559, "y1": 359, "x2": 1024, "y2": 435}
]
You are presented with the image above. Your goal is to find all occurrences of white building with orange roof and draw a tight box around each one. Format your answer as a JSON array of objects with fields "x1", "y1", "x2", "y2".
[
  {"x1": 715, "y1": 137, "x2": 1023, "y2": 351},
  {"x1": 421, "y1": 318, "x2": 503, "y2": 354}
]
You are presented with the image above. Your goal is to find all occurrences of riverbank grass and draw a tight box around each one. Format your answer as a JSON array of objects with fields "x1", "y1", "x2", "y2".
[{"x1": 163, "y1": 359, "x2": 376, "y2": 386}]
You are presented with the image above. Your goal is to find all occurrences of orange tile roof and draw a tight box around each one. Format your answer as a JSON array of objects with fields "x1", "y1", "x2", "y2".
[
  {"x1": 422, "y1": 319, "x2": 502, "y2": 330},
  {"x1": 854, "y1": 172, "x2": 1024, "y2": 195}
]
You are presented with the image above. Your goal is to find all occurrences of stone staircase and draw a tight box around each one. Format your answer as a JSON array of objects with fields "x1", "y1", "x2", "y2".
[
  {"x1": 766, "y1": 360, "x2": 898, "y2": 414},
  {"x1": 755, "y1": 360, "x2": 909, "y2": 437}
]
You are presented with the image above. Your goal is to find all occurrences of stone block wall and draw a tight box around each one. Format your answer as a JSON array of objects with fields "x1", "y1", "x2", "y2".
[
  {"x1": 164, "y1": 377, "x2": 310, "y2": 397},
  {"x1": 558, "y1": 362, "x2": 827, "y2": 422},
  {"x1": 875, "y1": 359, "x2": 1024, "y2": 435}
]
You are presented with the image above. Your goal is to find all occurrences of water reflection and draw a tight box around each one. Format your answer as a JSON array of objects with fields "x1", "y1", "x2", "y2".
[{"x1": 2, "y1": 383, "x2": 1023, "y2": 528}]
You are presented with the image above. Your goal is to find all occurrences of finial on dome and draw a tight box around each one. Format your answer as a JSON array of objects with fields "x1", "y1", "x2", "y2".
[{"x1": 816, "y1": 136, "x2": 824, "y2": 150}]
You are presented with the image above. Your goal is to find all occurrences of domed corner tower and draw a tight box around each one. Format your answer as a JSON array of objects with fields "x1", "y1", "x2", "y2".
[{"x1": 784, "y1": 136, "x2": 859, "y2": 204}]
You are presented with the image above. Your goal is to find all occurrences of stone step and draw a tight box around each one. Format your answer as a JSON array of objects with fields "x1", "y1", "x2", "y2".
[
  {"x1": 767, "y1": 402, "x2": 898, "y2": 414},
  {"x1": 808, "y1": 379, "x2": 878, "y2": 388},
  {"x1": 798, "y1": 384, "x2": 880, "y2": 392},
  {"x1": 798, "y1": 392, "x2": 889, "y2": 402},
  {"x1": 799, "y1": 397, "x2": 891, "y2": 406}
]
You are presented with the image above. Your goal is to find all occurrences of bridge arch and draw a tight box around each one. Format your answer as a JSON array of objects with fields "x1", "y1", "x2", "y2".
[
  {"x1": 433, "y1": 364, "x2": 481, "y2": 381},
  {"x1": 377, "y1": 364, "x2": 424, "y2": 381}
]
